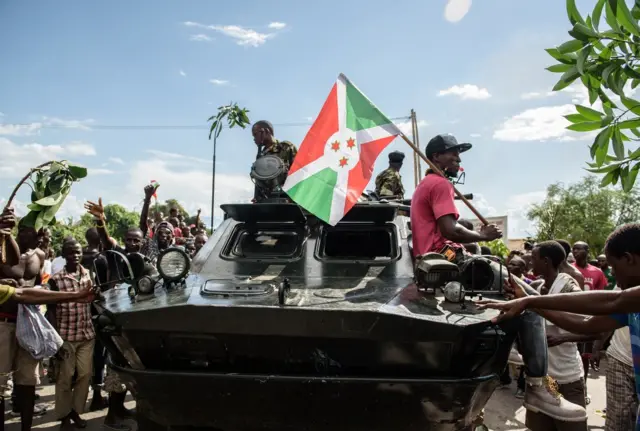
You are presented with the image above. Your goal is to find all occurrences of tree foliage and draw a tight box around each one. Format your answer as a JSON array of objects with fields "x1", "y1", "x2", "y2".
[
  {"x1": 548, "y1": 0, "x2": 640, "y2": 191},
  {"x1": 208, "y1": 102, "x2": 251, "y2": 141},
  {"x1": 527, "y1": 175, "x2": 640, "y2": 253},
  {"x1": 45, "y1": 204, "x2": 140, "y2": 255},
  {"x1": 479, "y1": 239, "x2": 510, "y2": 259},
  {"x1": 149, "y1": 199, "x2": 190, "y2": 221}
]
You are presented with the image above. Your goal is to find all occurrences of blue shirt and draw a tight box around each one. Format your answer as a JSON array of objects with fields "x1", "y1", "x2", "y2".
[{"x1": 611, "y1": 312, "x2": 640, "y2": 430}]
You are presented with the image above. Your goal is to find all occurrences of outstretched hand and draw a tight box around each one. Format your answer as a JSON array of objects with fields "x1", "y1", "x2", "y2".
[
  {"x1": 75, "y1": 286, "x2": 97, "y2": 303},
  {"x1": 84, "y1": 198, "x2": 105, "y2": 221},
  {"x1": 475, "y1": 297, "x2": 529, "y2": 324}
]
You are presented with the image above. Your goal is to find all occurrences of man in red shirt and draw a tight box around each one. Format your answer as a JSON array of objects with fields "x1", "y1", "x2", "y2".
[
  {"x1": 410, "y1": 134, "x2": 587, "y2": 422},
  {"x1": 410, "y1": 134, "x2": 501, "y2": 257},
  {"x1": 572, "y1": 241, "x2": 607, "y2": 291}
]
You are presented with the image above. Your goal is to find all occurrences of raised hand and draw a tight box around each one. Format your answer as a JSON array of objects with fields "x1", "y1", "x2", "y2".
[
  {"x1": 0, "y1": 207, "x2": 16, "y2": 235},
  {"x1": 144, "y1": 183, "x2": 158, "y2": 199},
  {"x1": 84, "y1": 198, "x2": 105, "y2": 221}
]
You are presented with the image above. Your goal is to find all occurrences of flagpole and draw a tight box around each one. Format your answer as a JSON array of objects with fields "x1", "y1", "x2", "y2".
[
  {"x1": 398, "y1": 133, "x2": 488, "y2": 225},
  {"x1": 410, "y1": 110, "x2": 419, "y2": 188}
]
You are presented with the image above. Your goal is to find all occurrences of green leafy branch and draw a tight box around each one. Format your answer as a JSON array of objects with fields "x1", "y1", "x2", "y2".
[
  {"x1": 208, "y1": 102, "x2": 251, "y2": 140},
  {"x1": 7, "y1": 161, "x2": 88, "y2": 232},
  {"x1": 547, "y1": 0, "x2": 640, "y2": 191}
]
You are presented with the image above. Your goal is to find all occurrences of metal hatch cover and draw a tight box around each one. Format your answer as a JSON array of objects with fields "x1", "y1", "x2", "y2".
[
  {"x1": 340, "y1": 203, "x2": 397, "y2": 223},
  {"x1": 221, "y1": 203, "x2": 306, "y2": 223}
]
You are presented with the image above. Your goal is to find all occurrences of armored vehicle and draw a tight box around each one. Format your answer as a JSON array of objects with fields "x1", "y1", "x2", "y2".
[{"x1": 93, "y1": 195, "x2": 518, "y2": 431}]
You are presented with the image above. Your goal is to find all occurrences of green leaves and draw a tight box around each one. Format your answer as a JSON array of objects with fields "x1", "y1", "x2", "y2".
[
  {"x1": 208, "y1": 102, "x2": 251, "y2": 141},
  {"x1": 549, "y1": 0, "x2": 640, "y2": 193},
  {"x1": 18, "y1": 161, "x2": 86, "y2": 231}
]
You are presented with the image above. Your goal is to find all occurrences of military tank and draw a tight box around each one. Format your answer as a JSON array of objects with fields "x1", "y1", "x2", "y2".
[{"x1": 93, "y1": 198, "x2": 519, "y2": 431}]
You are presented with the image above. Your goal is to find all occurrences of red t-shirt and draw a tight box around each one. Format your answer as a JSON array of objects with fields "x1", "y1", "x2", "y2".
[
  {"x1": 410, "y1": 173, "x2": 460, "y2": 256},
  {"x1": 572, "y1": 263, "x2": 607, "y2": 291}
]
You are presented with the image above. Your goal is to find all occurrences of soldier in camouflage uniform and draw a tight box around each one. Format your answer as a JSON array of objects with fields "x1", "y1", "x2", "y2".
[
  {"x1": 374, "y1": 151, "x2": 405, "y2": 199},
  {"x1": 251, "y1": 120, "x2": 298, "y2": 201}
]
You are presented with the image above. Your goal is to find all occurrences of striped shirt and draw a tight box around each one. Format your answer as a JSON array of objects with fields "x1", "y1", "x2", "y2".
[{"x1": 48, "y1": 266, "x2": 95, "y2": 342}]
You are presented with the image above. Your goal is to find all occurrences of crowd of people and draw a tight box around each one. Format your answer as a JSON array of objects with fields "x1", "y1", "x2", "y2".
[
  {"x1": 409, "y1": 133, "x2": 640, "y2": 430},
  {"x1": 0, "y1": 183, "x2": 208, "y2": 431}
]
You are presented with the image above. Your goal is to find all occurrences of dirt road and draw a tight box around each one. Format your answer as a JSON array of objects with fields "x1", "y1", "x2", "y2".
[{"x1": 6, "y1": 364, "x2": 608, "y2": 431}]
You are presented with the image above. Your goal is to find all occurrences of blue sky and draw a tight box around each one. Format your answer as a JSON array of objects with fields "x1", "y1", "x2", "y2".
[{"x1": 0, "y1": 0, "x2": 605, "y2": 237}]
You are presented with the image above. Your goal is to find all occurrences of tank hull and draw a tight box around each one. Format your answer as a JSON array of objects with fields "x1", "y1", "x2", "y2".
[{"x1": 116, "y1": 364, "x2": 499, "y2": 431}]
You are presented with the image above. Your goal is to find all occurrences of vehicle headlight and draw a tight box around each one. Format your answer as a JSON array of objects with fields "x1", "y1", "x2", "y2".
[{"x1": 156, "y1": 248, "x2": 191, "y2": 282}]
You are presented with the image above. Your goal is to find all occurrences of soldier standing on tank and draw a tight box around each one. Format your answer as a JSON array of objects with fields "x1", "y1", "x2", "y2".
[
  {"x1": 374, "y1": 151, "x2": 405, "y2": 199},
  {"x1": 251, "y1": 120, "x2": 298, "y2": 201}
]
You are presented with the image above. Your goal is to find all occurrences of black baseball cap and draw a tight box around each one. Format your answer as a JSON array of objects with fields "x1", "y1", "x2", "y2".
[{"x1": 425, "y1": 134, "x2": 472, "y2": 156}]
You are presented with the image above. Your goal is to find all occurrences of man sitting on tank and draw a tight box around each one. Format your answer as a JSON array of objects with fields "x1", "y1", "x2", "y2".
[{"x1": 410, "y1": 133, "x2": 586, "y2": 422}]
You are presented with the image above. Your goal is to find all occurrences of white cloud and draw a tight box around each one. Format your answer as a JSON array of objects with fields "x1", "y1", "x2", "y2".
[
  {"x1": 146, "y1": 149, "x2": 209, "y2": 164},
  {"x1": 65, "y1": 141, "x2": 96, "y2": 156},
  {"x1": 438, "y1": 84, "x2": 491, "y2": 100},
  {"x1": 395, "y1": 119, "x2": 428, "y2": 136},
  {"x1": 209, "y1": 79, "x2": 229, "y2": 86},
  {"x1": 179, "y1": 70, "x2": 186, "y2": 77},
  {"x1": 470, "y1": 133, "x2": 481, "y2": 138},
  {"x1": 520, "y1": 91, "x2": 556, "y2": 100},
  {"x1": 0, "y1": 117, "x2": 94, "y2": 136},
  {"x1": 89, "y1": 168, "x2": 115, "y2": 175},
  {"x1": 211, "y1": 25, "x2": 271, "y2": 47},
  {"x1": 268, "y1": 22, "x2": 286, "y2": 30},
  {"x1": 183, "y1": 22, "x2": 274, "y2": 47},
  {"x1": 108, "y1": 157, "x2": 125, "y2": 165},
  {"x1": 0, "y1": 138, "x2": 96, "y2": 179},
  {"x1": 444, "y1": 0, "x2": 472, "y2": 23},
  {"x1": 0, "y1": 122, "x2": 43, "y2": 136},
  {"x1": 493, "y1": 104, "x2": 576, "y2": 142},
  {"x1": 125, "y1": 157, "x2": 254, "y2": 224},
  {"x1": 189, "y1": 34, "x2": 213, "y2": 42},
  {"x1": 42, "y1": 117, "x2": 94, "y2": 130}
]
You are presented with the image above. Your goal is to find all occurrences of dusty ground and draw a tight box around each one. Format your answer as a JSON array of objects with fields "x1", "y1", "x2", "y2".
[{"x1": 5, "y1": 363, "x2": 608, "y2": 431}]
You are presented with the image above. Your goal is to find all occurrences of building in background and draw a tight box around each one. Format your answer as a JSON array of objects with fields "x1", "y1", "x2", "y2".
[{"x1": 468, "y1": 216, "x2": 508, "y2": 245}]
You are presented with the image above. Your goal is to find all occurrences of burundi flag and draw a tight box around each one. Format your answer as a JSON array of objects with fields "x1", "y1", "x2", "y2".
[{"x1": 283, "y1": 74, "x2": 402, "y2": 225}]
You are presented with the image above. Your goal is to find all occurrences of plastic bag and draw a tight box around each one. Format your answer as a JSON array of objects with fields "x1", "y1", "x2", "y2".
[{"x1": 16, "y1": 303, "x2": 63, "y2": 360}]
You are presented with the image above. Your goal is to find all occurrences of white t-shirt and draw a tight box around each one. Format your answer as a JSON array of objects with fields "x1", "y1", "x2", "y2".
[
  {"x1": 607, "y1": 287, "x2": 633, "y2": 367},
  {"x1": 51, "y1": 256, "x2": 66, "y2": 275},
  {"x1": 540, "y1": 273, "x2": 585, "y2": 384}
]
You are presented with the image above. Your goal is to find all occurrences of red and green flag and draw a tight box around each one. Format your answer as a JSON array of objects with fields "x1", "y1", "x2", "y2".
[{"x1": 283, "y1": 74, "x2": 402, "y2": 225}]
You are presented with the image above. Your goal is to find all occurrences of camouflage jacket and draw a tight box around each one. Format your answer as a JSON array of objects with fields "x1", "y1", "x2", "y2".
[
  {"x1": 259, "y1": 139, "x2": 298, "y2": 170},
  {"x1": 375, "y1": 167, "x2": 405, "y2": 199}
]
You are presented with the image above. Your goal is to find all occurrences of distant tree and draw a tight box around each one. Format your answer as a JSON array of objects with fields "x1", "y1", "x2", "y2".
[
  {"x1": 547, "y1": 0, "x2": 640, "y2": 191},
  {"x1": 478, "y1": 239, "x2": 510, "y2": 259},
  {"x1": 527, "y1": 175, "x2": 640, "y2": 253},
  {"x1": 46, "y1": 204, "x2": 140, "y2": 255},
  {"x1": 149, "y1": 199, "x2": 190, "y2": 221}
]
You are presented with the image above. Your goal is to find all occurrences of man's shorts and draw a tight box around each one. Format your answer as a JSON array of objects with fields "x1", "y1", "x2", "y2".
[{"x1": 0, "y1": 321, "x2": 40, "y2": 391}]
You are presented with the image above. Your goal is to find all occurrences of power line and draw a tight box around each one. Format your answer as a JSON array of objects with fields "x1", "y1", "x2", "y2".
[{"x1": 4, "y1": 116, "x2": 412, "y2": 131}]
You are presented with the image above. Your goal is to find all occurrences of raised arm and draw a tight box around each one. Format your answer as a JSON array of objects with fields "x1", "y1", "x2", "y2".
[
  {"x1": 84, "y1": 198, "x2": 117, "y2": 250},
  {"x1": 0, "y1": 208, "x2": 20, "y2": 266},
  {"x1": 139, "y1": 184, "x2": 157, "y2": 236}
]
